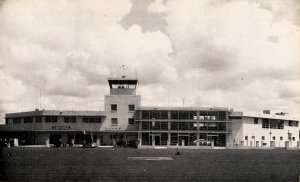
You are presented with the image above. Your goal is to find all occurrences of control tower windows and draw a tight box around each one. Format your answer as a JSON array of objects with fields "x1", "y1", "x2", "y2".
[
  {"x1": 111, "y1": 104, "x2": 117, "y2": 111},
  {"x1": 129, "y1": 105, "x2": 135, "y2": 111},
  {"x1": 111, "y1": 118, "x2": 118, "y2": 125}
]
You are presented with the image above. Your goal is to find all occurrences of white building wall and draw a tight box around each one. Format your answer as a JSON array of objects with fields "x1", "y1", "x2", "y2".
[
  {"x1": 228, "y1": 120, "x2": 243, "y2": 147},
  {"x1": 240, "y1": 117, "x2": 299, "y2": 148},
  {"x1": 100, "y1": 94, "x2": 141, "y2": 131}
]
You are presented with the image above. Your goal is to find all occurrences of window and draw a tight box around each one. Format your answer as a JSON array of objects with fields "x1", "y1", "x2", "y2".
[
  {"x1": 128, "y1": 118, "x2": 135, "y2": 125},
  {"x1": 161, "y1": 111, "x2": 168, "y2": 119},
  {"x1": 35, "y1": 116, "x2": 42, "y2": 123},
  {"x1": 190, "y1": 122, "x2": 197, "y2": 130},
  {"x1": 161, "y1": 122, "x2": 168, "y2": 130},
  {"x1": 179, "y1": 111, "x2": 189, "y2": 119},
  {"x1": 24, "y1": 117, "x2": 33, "y2": 123},
  {"x1": 245, "y1": 136, "x2": 248, "y2": 140},
  {"x1": 262, "y1": 119, "x2": 269, "y2": 128},
  {"x1": 280, "y1": 137, "x2": 283, "y2": 141},
  {"x1": 229, "y1": 116, "x2": 242, "y2": 120},
  {"x1": 171, "y1": 111, "x2": 178, "y2": 119},
  {"x1": 5, "y1": 118, "x2": 11, "y2": 124},
  {"x1": 142, "y1": 122, "x2": 150, "y2": 130},
  {"x1": 272, "y1": 136, "x2": 275, "y2": 140},
  {"x1": 288, "y1": 120, "x2": 299, "y2": 127},
  {"x1": 83, "y1": 117, "x2": 101, "y2": 123},
  {"x1": 219, "y1": 112, "x2": 227, "y2": 120},
  {"x1": 111, "y1": 118, "x2": 118, "y2": 125},
  {"x1": 179, "y1": 122, "x2": 189, "y2": 130},
  {"x1": 278, "y1": 120, "x2": 284, "y2": 129},
  {"x1": 64, "y1": 116, "x2": 76, "y2": 123},
  {"x1": 261, "y1": 136, "x2": 265, "y2": 140},
  {"x1": 171, "y1": 122, "x2": 179, "y2": 130},
  {"x1": 199, "y1": 122, "x2": 207, "y2": 130},
  {"x1": 254, "y1": 118, "x2": 258, "y2": 124},
  {"x1": 46, "y1": 116, "x2": 58, "y2": 123},
  {"x1": 129, "y1": 105, "x2": 135, "y2": 111},
  {"x1": 292, "y1": 137, "x2": 295, "y2": 141},
  {"x1": 142, "y1": 111, "x2": 150, "y2": 119},
  {"x1": 150, "y1": 111, "x2": 159, "y2": 119},
  {"x1": 13, "y1": 117, "x2": 22, "y2": 124},
  {"x1": 111, "y1": 104, "x2": 117, "y2": 111}
]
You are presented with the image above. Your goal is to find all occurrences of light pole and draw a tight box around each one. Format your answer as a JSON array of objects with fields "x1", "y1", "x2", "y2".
[
  {"x1": 269, "y1": 131, "x2": 272, "y2": 148},
  {"x1": 287, "y1": 130, "x2": 291, "y2": 147}
]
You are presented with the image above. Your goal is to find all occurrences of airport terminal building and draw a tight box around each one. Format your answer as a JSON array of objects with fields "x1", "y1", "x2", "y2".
[{"x1": 0, "y1": 77, "x2": 299, "y2": 149}]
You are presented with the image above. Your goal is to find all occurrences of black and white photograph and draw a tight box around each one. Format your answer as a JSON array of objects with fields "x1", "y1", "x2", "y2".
[{"x1": 0, "y1": 0, "x2": 299, "y2": 181}]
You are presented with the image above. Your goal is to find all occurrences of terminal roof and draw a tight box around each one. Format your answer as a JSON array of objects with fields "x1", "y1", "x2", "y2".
[
  {"x1": 136, "y1": 106, "x2": 229, "y2": 111},
  {"x1": 231, "y1": 111, "x2": 299, "y2": 121},
  {"x1": 5, "y1": 110, "x2": 106, "y2": 118}
]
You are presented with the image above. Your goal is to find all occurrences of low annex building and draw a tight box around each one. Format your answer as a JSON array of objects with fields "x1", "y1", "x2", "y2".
[{"x1": 0, "y1": 77, "x2": 299, "y2": 149}]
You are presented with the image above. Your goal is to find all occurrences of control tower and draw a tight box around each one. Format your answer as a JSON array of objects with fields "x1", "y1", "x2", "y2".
[
  {"x1": 101, "y1": 76, "x2": 141, "y2": 131},
  {"x1": 108, "y1": 77, "x2": 138, "y2": 96}
]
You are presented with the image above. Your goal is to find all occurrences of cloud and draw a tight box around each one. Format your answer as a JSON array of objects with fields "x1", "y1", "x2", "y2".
[
  {"x1": 148, "y1": 0, "x2": 166, "y2": 14},
  {"x1": 0, "y1": 0, "x2": 176, "y2": 123},
  {"x1": 147, "y1": 0, "x2": 300, "y2": 117},
  {"x1": 0, "y1": 0, "x2": 299, "y2": 124},
  {"x1": 121, "y1": 0, "x2": 167, "y2": 32}
]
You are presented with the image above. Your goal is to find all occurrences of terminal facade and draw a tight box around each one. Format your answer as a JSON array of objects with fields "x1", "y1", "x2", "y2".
[{"x1": 0, "y1": 77, "x2": 299, "y2": 149}]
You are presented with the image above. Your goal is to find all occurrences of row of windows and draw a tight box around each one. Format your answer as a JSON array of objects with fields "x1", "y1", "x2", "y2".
[
  {"x1": 111, "y1": 104, "x2": 135, "y2": 111},
  {"x1": 255, "y1": 118, "x2": 299, "y2": 128},
  {"x1": 7, "y1": 116, "x2": 102, "y2": 124},
  {"x1": 7, "y1": 117, "x2": 41, "y2": 124},
  {"x1": 110, "y1": 118, "x2": 135, "y2": 125},
  {"x1": 83, "y1": 117, "x2": 101, "y2": 123},
  {"x1": 141, "y1": 122, "x2": 226, "y2": 131},
  {"x1": 289, "y1": 120, "x2": 299, "y2": 127},
  {"x1": 261, "y1": 119, "x2": 299, "y2": 129},
  {"x1": 142, "y1": 122, "x2": 169, "y2": 130},
  {"x1": 141, "y1": 111, "x2": 227, "y2": 120},
  {"x1": 245, "y1": 136, "x2": 296, "y2": 141},
  {"x1": 262, "y1": 119, "x2": 284, "y2": 129}
]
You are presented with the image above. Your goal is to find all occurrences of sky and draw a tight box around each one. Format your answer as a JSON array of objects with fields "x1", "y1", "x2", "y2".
[{"x1": 0, "y1": 0, "x2": 299, "y2": 123}]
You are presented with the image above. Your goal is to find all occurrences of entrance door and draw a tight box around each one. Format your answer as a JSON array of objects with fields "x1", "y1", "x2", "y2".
[
  {"x1": 179, "y1": 136, "x2": 188, "y2": 146},
  {"x1": 270, "y1": 141, "x2": 275, "y2": 148},
  {"x1": 155, "y1": 135, "x2": 161, "y2": 146},
  {"x1": 50, "y1": 134, "x2": 62, "y2": 147},
  {"x1": 256, "y1": 141, "x2": 259, "y2": 147}
]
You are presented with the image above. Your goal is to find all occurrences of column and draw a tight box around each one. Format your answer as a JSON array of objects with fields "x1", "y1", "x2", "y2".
[
  {"x1": 14, "y1": 138, "x2": 19, "y2": 147},
  {"x1": 138, "y1": 132, "x2": 142, "y2": 147},
  {"x1": 45, "y1": 137, "x2": 50, "y2": 147},
  {"x1": 96, "y1": 138, "x2": 101, "y2": 146},
  {"x1": 196, "y1": 132, "x2": 199, "y2": 147},
  {"x1": 138, "y1": 121, "x2": 142, "y2": 147},
  {"x1": 167, "y1": 132, "x2": 171, "y2": 147},
  {"x1": 152, "y1": 134, "x2": 155, "y2": 147}
]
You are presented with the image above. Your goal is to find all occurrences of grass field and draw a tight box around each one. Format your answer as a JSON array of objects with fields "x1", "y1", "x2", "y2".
[{"x1": 0, "y1": 147, "x2": 300, "y2": 182}]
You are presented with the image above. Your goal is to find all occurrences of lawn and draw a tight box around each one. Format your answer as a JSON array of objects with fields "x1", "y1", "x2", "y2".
[{"x1": 0, "y1": 147, "x2": 299, "y2": 181}]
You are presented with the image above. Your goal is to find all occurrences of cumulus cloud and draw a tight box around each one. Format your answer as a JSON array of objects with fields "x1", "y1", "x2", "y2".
[
  {"x1": 147, "y1": 0, "x2": 300, "y2": 117},
  {"x1": 147, "y1": 0, "x2": 166, "y2": 14},
  {"x1": 0, "y1": 0, "x2": 299, "y2": 124},
  {"x1": 0, "y1": 0, "x2": 176, "y2": 123}
]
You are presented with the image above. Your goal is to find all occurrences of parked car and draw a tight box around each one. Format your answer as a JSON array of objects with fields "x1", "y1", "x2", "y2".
[{"x1": 193, "y1": 139, "x2": 212, "y2": 146}]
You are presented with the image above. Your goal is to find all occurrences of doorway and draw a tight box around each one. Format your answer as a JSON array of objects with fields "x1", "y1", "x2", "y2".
[
  {"x1": 155, "y1": 135, "x2": 161, "y2": 146},
  {"x1": 179, "y1": 135, "x2": 188, "y2": 146},
  {"x1": 50, "y1": 134, "x2": 62, "y2": 147}
]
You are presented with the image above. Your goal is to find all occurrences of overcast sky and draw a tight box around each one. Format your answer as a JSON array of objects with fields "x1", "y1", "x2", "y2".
[{"x1": 0, "y1": 0, "x2": 299, "y2": 123}]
